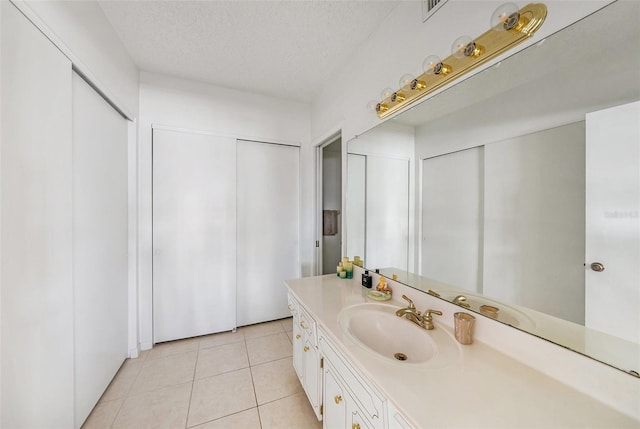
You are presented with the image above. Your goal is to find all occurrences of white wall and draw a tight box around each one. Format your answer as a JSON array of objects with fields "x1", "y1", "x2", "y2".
[
  {"x1": 138, "y1": 71, "x2": 311, "y2": 349},
  {"x1": 310, "y1": 0, "x2": 612, "y2": 144}
]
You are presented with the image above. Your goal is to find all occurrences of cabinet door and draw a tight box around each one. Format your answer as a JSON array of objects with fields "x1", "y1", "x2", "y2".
[
  {"x1": 236, "y1": 140, "x2": 300, "y2": 326},
  {"x1": 323, "y1": 367, "x2": 347, "y2": 429},
  {"x1": 302, "y1": 338, "x2": 322, "y2": 420},
  {"x1": 152, "y1": 129, "x2": 237, "y2": 342}
]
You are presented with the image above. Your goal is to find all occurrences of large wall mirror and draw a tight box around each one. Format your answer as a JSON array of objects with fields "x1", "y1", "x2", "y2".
[{"x1": 346, "y1": 0, "x2": 639, "y2": 376}]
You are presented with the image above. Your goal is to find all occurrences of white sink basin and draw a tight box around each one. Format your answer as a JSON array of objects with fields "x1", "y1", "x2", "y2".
[{"x1": 338, "y1": 303, "x2": 460, "y2": 367}]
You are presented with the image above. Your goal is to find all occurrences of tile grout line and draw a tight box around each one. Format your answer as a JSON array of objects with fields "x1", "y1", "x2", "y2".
[
  {"x1": 106, "y1": 355, "x2": 146, "y2": 428},
  {"x1": 184, "y1": 340, "x2": 203, "y2": 429},
  {"x1": 246, "y1": 334, "x2": 264, "y2": 429}
]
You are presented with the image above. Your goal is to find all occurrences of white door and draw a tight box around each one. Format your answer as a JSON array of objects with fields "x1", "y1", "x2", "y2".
[
  {"x1": 585, "y1": 101, "x2": 640, "y2": 344},
  {"x1": 72, "y1": 72, "x2": 128, "y2": 428},
  {"x1": 152, "y1": 129, "x2": 237, "y2": 342},
  {"x1": 236, "y1": 140, "x2": 300, "y2": 326},
  {"x1": 421, "y1": 148, "x2": 483, "y2": 292}
]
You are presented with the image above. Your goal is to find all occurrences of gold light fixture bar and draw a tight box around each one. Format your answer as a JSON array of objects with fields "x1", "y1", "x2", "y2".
[{"x1": 376, "y1": 3, "x2": 547, "y2": 119}]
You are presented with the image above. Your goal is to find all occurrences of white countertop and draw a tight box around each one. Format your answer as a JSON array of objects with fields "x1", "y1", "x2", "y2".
[{"x1": 285, "y1": 274, "x2": 638, "y2": 428}]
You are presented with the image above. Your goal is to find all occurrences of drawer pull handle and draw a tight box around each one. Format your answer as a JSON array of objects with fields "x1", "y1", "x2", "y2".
[
  {"x1": 303, "y1": 346, "x2": 310, "y2": 352},
  {"x1": 352, "y1": 424, "x2": 361, "y2": 429},
  {"x1": 334, "y1": 395, "x2": 342, "y2": 404},
  {"x1": 300, "y1": 321, "x2": 308, "y2": 329},
  {"x1": 295, "y1": 334, "x2": 301, "y2": 340}
]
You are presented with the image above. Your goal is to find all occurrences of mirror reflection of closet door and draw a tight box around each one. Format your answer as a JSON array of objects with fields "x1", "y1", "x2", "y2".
[
  {"x1": 366, "y1": 155, "x2": 409, "y2": 272},
  {"x1": 152, "y1": 129, "x2": 237, "y2": 343},
  {"x1": 236, "y1": 140, "x2": 300, "y2": 326},
  {"x1": 421, "y1": 148, "x2": 483, "y2": 292},
  {"x1": 346, "y1": 154, "x2": 366, "y2": 261}
]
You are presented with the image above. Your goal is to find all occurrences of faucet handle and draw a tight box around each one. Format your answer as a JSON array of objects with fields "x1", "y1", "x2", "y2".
[
  {"x1": 423, "y1": 309, "x2": 443, "y2": 320},
  {"x1": 401, "y1": 295, "x2": 416, "y2": 310}
]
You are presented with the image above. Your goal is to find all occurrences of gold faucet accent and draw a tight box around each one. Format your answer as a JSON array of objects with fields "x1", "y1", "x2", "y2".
[
  {"x1": 452, "y1": 295, "x2": 471, "y2": 308},
  {"x1": 395, "y1": 295, "x2": 443, "y2": 330}
]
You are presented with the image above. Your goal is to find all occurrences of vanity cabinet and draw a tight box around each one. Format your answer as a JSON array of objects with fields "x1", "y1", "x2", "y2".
[
  {"x1": 288, "y1": 289, "x2": 415, "y2": 429},
  {"x1": 288, "y1": 294, "x2": 323, "y2": 420},
  {"x1": 319, "y1": 327, "x2": 388, "y2": 429}
]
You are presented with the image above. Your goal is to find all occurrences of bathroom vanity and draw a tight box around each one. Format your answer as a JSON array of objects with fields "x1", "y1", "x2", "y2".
[{"x1": 286, "y1": 271, "x2": 639, "y2": 428}]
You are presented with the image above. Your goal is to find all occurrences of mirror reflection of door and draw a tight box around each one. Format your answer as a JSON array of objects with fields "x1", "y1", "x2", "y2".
[
  {"x1": 321, "y1": 139, "x2": 342, "y2": 275},
  {"x1": 585, "y1": 101, "x2": 640, "y2": 345},
  {"x1": 346, "y1": 153, "x2": 410, "y2": 272}
]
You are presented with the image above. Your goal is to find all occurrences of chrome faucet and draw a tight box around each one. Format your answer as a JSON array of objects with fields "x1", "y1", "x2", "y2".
[
  {"x1": 452, "y1": 295, "x2": 471, "y2": 308},
  {"x1": 395, "y1": 295, "x2": 443, "y2": 330}
]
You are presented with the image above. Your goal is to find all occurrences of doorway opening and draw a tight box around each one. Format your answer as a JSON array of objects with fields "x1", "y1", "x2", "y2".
[{"x1": 317, "y1": 135, "x2": 342, "y2": 275}]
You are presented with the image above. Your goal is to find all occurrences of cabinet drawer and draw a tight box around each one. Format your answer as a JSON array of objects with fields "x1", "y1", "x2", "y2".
[
  {"x1": 299, "y1": 307, "x2": 317, "y2": 346},
  {"x1": 319, "y1": 329, "x2": 386, "y2": 429},
  {"x1": 287, "y1": 293, "x2": 299, "y2": 316}
]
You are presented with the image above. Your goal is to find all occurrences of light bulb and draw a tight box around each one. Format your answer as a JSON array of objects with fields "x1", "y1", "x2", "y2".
[
  {"x1": 391, "y1": 92, "x2": 405, "y2": 103},
  {"x1": 380, "y1": 87, "x2": 394, "y2": 99},
  {"x1": 366, "y1": 100, "x2": 378, "y2": 112},
  {"x1": 451, "y1": 36, "x2": 473, "y2": 59},
  {"x1": 376, "y1": 103, "x2": 389, "y2": 113},
  {"x1": 422, "y1": 55, "x2": 442, "y2": 73},
  {"x1": 452, "y1": 35, "x2": 483, "y2": 59},
  {"x1": 411, "y1": 79, "x2": 426, "y2": 91},
  {"x1": 491, "y1": 2, "x2": 520, "y2": 31},
  {"x1": 398, "y1": 74, "x2": 415, "y2": 87},
  {"x1": 422, "y1": 55, "x2": 450, "y2": 76}
]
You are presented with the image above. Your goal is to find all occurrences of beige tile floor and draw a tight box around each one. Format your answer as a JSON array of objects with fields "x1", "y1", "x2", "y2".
[{"x1": 82, "y1": 318, "x2": 322, "y2": 429}]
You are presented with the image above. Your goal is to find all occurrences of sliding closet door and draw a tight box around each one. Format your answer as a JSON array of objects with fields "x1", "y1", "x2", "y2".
[
  {"x1": 153, "y1": 129, "x2": 236, "y2": 342},
  {"x1": 1, "y1": 2, "x2": 74, "y2": 427},
  {"x1": 72, "y1": 72, "x2": 128, "y2": 428},
  {"x1": 236, "y1": 141, "x2": 300, "y2": 326}
]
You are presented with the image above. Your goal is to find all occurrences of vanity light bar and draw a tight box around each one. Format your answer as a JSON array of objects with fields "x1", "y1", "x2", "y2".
[{"x1": 376, "y1": 3, "x2": 547, "y2": 119}]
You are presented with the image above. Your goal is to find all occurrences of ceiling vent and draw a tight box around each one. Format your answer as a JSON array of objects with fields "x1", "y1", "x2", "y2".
[{"x1": 422, "y1": 0, "x2": 449, "y2": 22}]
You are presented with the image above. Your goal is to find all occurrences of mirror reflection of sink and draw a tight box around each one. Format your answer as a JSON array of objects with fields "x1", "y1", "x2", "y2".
[
  {"x1": 442, "y1": 292, "x2": 535, "y2": 330},
  {"x1": 338, "y1": 303, "x2": 460, "y2": 367}
]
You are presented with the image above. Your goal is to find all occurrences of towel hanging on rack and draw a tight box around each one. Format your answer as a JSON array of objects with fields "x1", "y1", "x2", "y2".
[{"x1": 323, "y1": 210, "x2": 339, "y2": 236}]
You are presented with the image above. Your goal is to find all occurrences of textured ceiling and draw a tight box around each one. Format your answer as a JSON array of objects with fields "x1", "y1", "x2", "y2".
[{"x1": 99, "y1": 0, "x2": 401, "y2": 103}]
